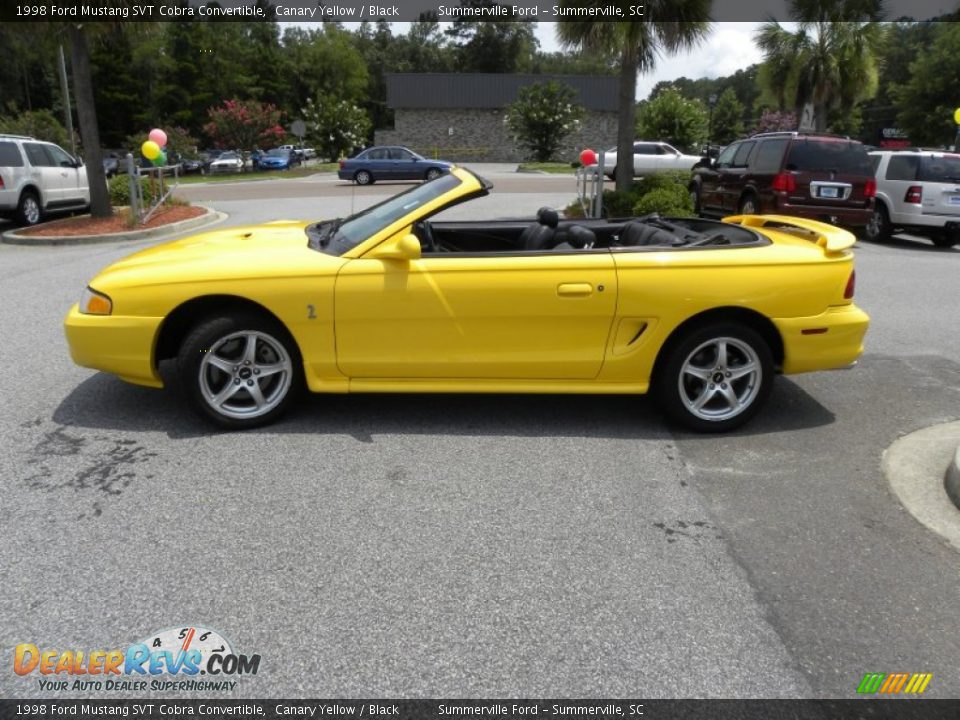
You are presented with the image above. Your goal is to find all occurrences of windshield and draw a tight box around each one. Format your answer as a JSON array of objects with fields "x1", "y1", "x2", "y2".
[
  {"x1": 219, "y1": 152, "x2": 238, "y2": 160},
  {"x1": 266, "y1": 149, "x2": 287, "y2": 157},
  {"x1": 321, "y1": 173, "x2": 464, "y2": 256}
]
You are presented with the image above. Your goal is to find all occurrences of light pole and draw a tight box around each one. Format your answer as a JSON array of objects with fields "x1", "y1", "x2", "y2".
[{"x1": 707, "y1": 93, "x2": 718, "y2": 149}]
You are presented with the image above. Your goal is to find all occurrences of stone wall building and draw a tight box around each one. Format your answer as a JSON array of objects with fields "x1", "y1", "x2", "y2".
[{"x1": 374, "y1": 73, "x2": 619, "y2": 163}]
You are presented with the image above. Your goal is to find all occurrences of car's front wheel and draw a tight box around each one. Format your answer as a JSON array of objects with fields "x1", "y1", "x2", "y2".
[
  {"x1": 355, "y1": 170, "x2": 373, "y2": 185},
  {"x1": 688, "y1": 183, "x2": 701, "y2": 215},
  {"x1": 178, "y1": 314, "x2": 304, "y2": 429},
  {"x1": 655, "y1": 323, "x2": 773, "y2": 432}
]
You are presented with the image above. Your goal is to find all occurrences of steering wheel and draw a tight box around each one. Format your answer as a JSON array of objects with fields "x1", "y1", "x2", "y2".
[{"x1": 414, "y1": 220, "x2": 438, "y2": 253}]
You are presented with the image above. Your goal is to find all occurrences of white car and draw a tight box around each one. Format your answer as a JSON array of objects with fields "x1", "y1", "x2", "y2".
[
  {"x1": 598, "y1": 141, "x2": 703, "y2": 179},
  {"x1": 866, "y1": 150, "x2": 960, "y2": 247},
  {"x1": 0, "y1": 134, "x2": 90, "y2": 226},
  {"x1": 208, "y1": 151, "x2": 244, "y2": 174}
]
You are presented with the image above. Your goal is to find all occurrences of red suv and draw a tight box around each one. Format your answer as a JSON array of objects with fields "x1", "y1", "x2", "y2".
[{"x1": 689, "y1": 132, "x2": 876, "y2": 230}]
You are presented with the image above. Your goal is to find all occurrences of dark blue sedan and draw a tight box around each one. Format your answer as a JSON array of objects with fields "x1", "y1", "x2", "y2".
[
  {"x1": 259, "y1": 148, "x2": 301, "y2": 171},
  {"x1": 338, "y1": 146, "x2": 454, "y2": 185}
]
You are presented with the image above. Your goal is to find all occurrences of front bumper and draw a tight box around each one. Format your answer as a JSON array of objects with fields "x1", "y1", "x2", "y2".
[
  {"x1": 774, "y1": 304, "x2": 870, "y2": 375},
  {"x1": 64, "y1": 304, "x2": 164, "y2": 388}
]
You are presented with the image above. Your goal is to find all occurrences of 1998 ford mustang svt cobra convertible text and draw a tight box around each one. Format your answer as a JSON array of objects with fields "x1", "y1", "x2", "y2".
[{"x1": 65, "y1": 167, "x2": 869, "y2": 432}]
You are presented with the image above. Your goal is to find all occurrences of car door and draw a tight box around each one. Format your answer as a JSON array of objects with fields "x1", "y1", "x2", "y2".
[
  {"x1": 23, "y1": 143, "x2": 65, "y2": 206},
  {"x1": 720, "y1": 140, "x2": 756, "y2": 214},
  {"x1": 390, "y1": 147, "x2": 418, "y2": 180},
  {"x1": 632, "y1": 143, "x2": 659, "y2": 176},
  {"x1": 366, "y1": 148, "x2": 391, "y2": 178},
  {"x1": 699, "y1": 142, "x2": 739, "y2": 215},
  {"x1": 45, "y1": 144, "x2": 87, "y2": 204},
  {"x1": 334, "y1": 243, "x2": 618, "y2": 379}
]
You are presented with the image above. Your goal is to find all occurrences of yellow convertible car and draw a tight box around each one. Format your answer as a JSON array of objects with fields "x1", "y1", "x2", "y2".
[{"x1": 65, "y1": 167, "x2": 868, "y2": 432}]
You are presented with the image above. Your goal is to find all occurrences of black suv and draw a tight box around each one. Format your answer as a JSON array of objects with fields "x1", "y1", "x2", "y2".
[{"x1": 689, "y1": 132, "x2": 876, "y2": 230}]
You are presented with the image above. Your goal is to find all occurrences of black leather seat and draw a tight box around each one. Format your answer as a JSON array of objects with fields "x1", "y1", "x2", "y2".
[
  {"x1": 552, "y1": 224, "x2": 597, "y2": 250},
  {"x1": 520, "y1": 207, "x2": 559, "y2": 250},
  {"x1": 618, "y1": 221, "x2": 675, "y2": 247}
]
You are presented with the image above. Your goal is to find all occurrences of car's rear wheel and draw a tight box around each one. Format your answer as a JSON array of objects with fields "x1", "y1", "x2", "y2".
[
  {"x1": 655, "y1": 323, "x2": 773, "y2": 433},
  {"x1": 738, "y1": 194, "x2": 758, "y2": 215},
  {"x1": 424, "y1": 167, "x2": 443, "y2": 181},
  {"x1": 355, "y1": 170, "x2": 373, "y2": 185},
  {"x1": 16, "y1": 191, "x2": 42, "y2": 226},
  {"x1": 864, "y1": 203, "x2": 892, "y2": 243},
  {"x1": 178, "y1": 313, "x2": 304, "y2": 429},
  {"x1": 931, "y1": 233, "x2": 957, "y2": 249}
]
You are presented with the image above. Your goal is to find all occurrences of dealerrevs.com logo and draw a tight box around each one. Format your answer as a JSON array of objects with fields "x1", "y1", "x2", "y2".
[{"x1": 14, "y1": 626, "x2": 260, "y2": 692}]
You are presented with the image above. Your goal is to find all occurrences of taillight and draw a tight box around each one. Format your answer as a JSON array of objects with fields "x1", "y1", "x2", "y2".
[
  {"x1": 339, "y1": 160, "x2": 345, "y2": 170},
  {"x1": 0, "y1": 175, "x2": 4, "y2": 190},
  {"x1": 772, "y1": 172, "x2": 796, "y2": 192},
  {"x1": 864, "y1": 179, "x2": 876, "y2": 198},
  {"x1": 844, "y1": 270, "x2": 856, "y2": 300},
  {"x1": 904, "y1": 185, "x2": 922, "y2": 204}
]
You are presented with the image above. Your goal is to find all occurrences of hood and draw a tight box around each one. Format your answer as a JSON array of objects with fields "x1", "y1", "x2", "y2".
[{"x1": 89, "y1": 221, "x2": 341, "y2": 291}]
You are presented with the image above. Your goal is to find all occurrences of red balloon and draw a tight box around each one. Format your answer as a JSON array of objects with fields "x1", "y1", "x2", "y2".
[{"x1": 579, "y1": 148, "x2": 598, "y2": 166}]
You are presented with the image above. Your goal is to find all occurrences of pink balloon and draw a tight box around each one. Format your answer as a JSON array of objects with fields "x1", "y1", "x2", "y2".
[
  {"x1": 579, "y1": 148, "x2": 597, "y2": 166},
  {"x1": 148, "y1": 128, "x2": 167, "y2": 148}
]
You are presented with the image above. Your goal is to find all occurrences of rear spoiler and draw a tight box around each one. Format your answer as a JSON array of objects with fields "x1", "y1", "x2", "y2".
[{"x1": 723, "y1": 214, "x2": 857, "y2": 252}]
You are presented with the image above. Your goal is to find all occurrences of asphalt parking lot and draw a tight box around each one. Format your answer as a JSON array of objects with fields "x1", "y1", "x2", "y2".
[{"x1": 1, "y1": 170, "x2": 959, "y2": 699}]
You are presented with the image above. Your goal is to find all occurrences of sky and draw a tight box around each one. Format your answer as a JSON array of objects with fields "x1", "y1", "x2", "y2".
[{"x1": 536, "y1": 22, "x2": 768, "y2": 99}]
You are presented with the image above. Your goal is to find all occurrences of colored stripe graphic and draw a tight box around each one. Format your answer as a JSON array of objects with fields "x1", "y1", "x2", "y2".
[
  {"x1": 857, "y1": 673, "x2": 885, "y2": 694},
  {"x1": 857, "y1": 672, "x2": 932, "y2": 694}
]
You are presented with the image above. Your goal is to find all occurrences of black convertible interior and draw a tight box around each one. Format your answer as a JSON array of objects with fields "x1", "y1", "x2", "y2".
[{"x1": 412, "y1": 208, "x2": 767, "y2": 255}]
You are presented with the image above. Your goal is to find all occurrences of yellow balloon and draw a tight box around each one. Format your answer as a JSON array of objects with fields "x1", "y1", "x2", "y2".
[
  {"x1": 954, "y1": 108, "x2": 960, "y2": 125},
  {"x1": 141, "y1": 140, "x2": 160, "y2": 160}
]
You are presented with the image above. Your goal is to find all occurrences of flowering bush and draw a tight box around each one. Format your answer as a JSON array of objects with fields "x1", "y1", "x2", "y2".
[
  {"x1": 203, "y1": 100, "x2": 285, "y2": 151},
  {"x1": 505, "y1": 81, "x2": 585, "y2": 162},
  {"x1": 302, "y1": 95, "x2": 371, "y2": 162},
  {"x1": 754, "y1": 109, "x2": 797, "y2": 134}
]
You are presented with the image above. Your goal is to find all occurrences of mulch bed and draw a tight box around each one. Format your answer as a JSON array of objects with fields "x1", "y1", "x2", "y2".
[{"x1": 20, "y1": 205, "x2": 206, "y2": 237}]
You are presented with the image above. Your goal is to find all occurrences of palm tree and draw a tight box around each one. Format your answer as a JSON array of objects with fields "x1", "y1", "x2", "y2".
[
  {"x1": 755, "y1": 0, "x2": 882, "y2": 133},
  {"x1": 556, "y1": 9, "x2": 711, "y2": 191}
]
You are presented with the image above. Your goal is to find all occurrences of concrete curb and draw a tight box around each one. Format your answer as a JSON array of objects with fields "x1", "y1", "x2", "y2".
[
  {"x1": 945, "y1": 443, "x2": 960, "y2": 511},
  {"x1": 0, "y1": 206, "x2": 225, "y2": 246},
  {"x1": 883, "y1": 420, "x2": 960, "y2": 553}
]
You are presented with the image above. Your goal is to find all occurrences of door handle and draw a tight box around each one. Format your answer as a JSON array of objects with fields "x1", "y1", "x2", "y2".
[{"x1": 557, "y1": 283, "x2": 593, "y2": 297}]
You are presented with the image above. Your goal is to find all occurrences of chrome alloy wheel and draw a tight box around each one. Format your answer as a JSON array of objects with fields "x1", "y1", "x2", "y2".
[
  {"x1": 22, "y1": 195, "x2": 40, "y2": 225},
  {"x1": 198, "y1": 330, "x2": 293, "y2": 420},
  {"x1": 678, "y1": 336, "x2": 762, "y2": 422}
]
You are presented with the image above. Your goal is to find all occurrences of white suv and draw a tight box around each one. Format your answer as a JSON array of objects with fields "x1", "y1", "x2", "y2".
[
  {"x1": 0, "y1": 134, "x2": 90, "y2": 226},
  {"x1": 866, "y1": 149, "x2": 960, "y2": 247}
]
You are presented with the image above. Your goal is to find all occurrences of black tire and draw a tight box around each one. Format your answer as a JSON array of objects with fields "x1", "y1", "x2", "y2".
[
  {"x1": 607, "y1": 165, "x2": 618, "y2": 181},
  {"x1": 931, "y1": 233, "x2": 957, "y2": 249},
  {"x1": 16, "y1": 190, "x2": 42, "y2": 226},
  {"x1": 177, "y1": 313, "x2": 304, "y2": 430},
  {"x1": 688, "y1": 183, "x2": 701, "y2": 215},
  {"x1": 424, "y1": 167, "x2": 443, "y2": 181},
  {"x1": 864, "y1": 203, "x2": 892, "y2": 243},
  {"x1": 354, "y1": 169, "x2": 373, "y2": 186},
  {"x1": 738, "y1": 193, "x2": 758, "y2": 215},
  {"x1": 655, "y1": 322, "x2": 774, "y2": 433}
]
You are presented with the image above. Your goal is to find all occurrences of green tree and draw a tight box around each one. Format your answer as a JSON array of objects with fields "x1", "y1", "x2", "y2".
[
  {"x1": 755, "y1": 0, "x2": 883, "y2": 132},
  {"x1": 505, "y1": 81, "x2": 585, "y2": 162},
  {"x1": 0, "y1": 109, "x2": 70, "y2": 148},
  {"x1": 556, "y1": 4, "x2": 711, "y2": 191},
  {"x1": 203, "y1": 99, "x2": 285, "y2": 151},
  {"x1": 445, "y1": 6, "x2": 538, "y2": 72},
  {"x1": 635, "y1": 88, "x2": 707, "y2": 152},
  {"x1": 892, "y1": 22, "x2": 960, "y2": 147},
  {"x1": 710, "y1": 87, "x2": 744, "y2": 144},
  {"x1": 302, "y1": 95, "x2": 371, "y2": 162}
]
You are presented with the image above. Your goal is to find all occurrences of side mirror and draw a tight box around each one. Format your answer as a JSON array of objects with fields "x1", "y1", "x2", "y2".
[{"x1": 368, "y1": 233, "x2": 422, "y2": 262}]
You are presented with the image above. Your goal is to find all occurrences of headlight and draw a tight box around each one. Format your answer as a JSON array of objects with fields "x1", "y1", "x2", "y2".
[{"x1": 79, "y1": 287, "x2": 112, "y2": 315}]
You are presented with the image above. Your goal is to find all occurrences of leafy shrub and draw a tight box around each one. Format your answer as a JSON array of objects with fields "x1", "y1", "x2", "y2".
[
  {"x1": 633, "y1": 170, "x2": 691, "y2": 196},
  {"x1": 633, "y1": 185, "x2": 695, "y2": 217},
  {"x1": 602, "y1": 189, "x2": 640, "y2": 218},
  {"x1": 107, "y1": 174, "x2": 179, "y2": 207}
]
